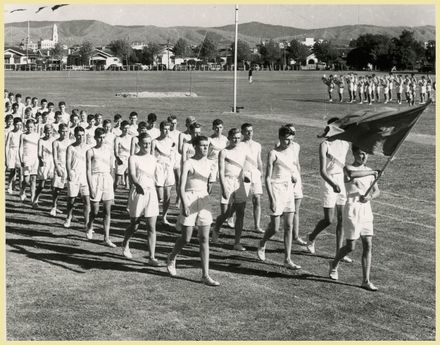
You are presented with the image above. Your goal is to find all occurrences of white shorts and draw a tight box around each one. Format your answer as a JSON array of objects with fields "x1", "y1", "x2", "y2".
[
  {"x1": 322, "y1": 173, "x2": 347, "y2": 208},
  {"x1": 37, "y1": 161, "x2": 54, "y2": 180},
  {"x1": 128, "y1": 186, "x2": 159, "y2": 218},
  {"x1": 22, "y1": 159, "x2": 39, "y2": 176},
  {"x1": 180, "y1": 190, "x2": 213, "y2": 227},
  {"x1": 6, "y1": 148, "x2": 20, "y2": 169},
  {"x1": 173, "y1": 152, "x2": 182, "y2": 170},
  {"x1": 116, "y1": 156, "x2": 129, "y2": 175},
  {"x1": 244, "y1": 169, "x2": 263, "y2": 196},
  {"x1": 221, "y1": 175, "x2": 248, "y2": 205},
  {"x1": 208, "y1": 160, "x2": 219, "y2": 183},
  {"x1": 155, "y1": 159, "x2": 175, "y2": 187},
  {"x1": 90, "y1": 172, "x2": 114, "y2": 202},
  {"x1": 53, "y1": 165, "x2": 67, "y2": 189},
  {"x1": 67, "y1": 174, "x2": 90, "y2": 197},
  {"x1": 271, "y1": 181, "x2": 295, "y2": 216},
  {"x1": 344, "y1": 202, "x2": 374, "y2": 240},
  {"x1": 293, "y1": 175, "x2": 303, "y2": 199}
]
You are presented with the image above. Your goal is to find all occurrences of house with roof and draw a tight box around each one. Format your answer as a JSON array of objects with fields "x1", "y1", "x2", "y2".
[
  {"x1": 89, "y1": 49, "x2": 122, "y2": 70},
  {"x1": 4, "y1": 47, "x2": 43, "y2": 70}
]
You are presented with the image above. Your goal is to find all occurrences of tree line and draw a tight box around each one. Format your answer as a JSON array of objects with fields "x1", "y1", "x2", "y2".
[{"x1": 67, "y1": 29, "x2": 434, "y2": 71}]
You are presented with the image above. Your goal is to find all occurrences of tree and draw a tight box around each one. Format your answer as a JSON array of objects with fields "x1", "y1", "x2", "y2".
[
  {"x1": 140, "y1": 42, "x2": 162, "y2": 65},
  {"x1": 108, "y1": 39, "x2": 133, "y2": 65},
  {"x1": 231, "y1": 39, "x2": 251, "y2": 65},
  {"x1": 393, "y1": 30, "x2": 425, "y2": 70},
  {"x1": 259, "y1": 40, "x2": 281, "y2": 70},
  {"x1": 51, "y1": 43, "x2": 64, "y2": 60},
  {"x1": 198, "y1": 35, "x2": 218, "y2": 62},
  {"x1": 173, "y1": 38, "x2": 190, "y2": 58},
  {"x1": 312, "y1": 41, "x2": 339, "y2": 66},
  {"x1": 78, "y1": 40, "x2": 94, "y2": 65},
  {"x1": 287, "y1": 39, "x2": 310, "y2": 65},
  {"x1": 425, "y1": 40, "x2": 435, "y2": 65}
]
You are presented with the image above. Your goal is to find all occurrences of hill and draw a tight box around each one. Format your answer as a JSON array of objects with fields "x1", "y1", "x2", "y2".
[{"x1": 4, "y1": 20, "x2": 435, "y2": 47}]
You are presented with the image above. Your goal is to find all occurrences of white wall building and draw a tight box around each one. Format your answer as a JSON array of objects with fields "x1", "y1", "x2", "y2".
[{"x1": 39, "y1": 24, "x2": 59, "y2": 50}]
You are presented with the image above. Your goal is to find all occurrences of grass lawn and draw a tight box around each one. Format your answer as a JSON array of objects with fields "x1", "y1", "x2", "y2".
[{"x1": 4, "y1": 70, "x2": 435, "y2": 340}]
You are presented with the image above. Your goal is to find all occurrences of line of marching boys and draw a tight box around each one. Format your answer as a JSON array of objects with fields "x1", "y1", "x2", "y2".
[
  {"x1": 5, "y1": 90, "x2": 381, "y2": 290},
  {"x1": 322, "y1": 72, "x2": 435, "y2": 105}
]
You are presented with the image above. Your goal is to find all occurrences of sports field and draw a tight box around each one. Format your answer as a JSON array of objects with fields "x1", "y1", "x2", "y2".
[{"x1": 5, "y1": 70, "x2": 436, "y2": 340}]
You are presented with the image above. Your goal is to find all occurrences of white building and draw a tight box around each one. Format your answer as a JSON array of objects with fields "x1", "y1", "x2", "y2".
[{"x1": 39, "y1": 24, "x2": 59, "y2": 50}]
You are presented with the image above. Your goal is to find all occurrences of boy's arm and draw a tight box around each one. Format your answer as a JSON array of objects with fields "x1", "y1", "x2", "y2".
[
  {"x1": 257, "y1": 144, "x2": 263, "y2": 172},
  {"x1": 130, "y1": 137, "x2": 136, "y2": 155},
  {"x1": 361, "y1": 181, "x2": 380, "y2": 203},
  {"x1": 18, "y1": 134, "x2": 24, "y2": 165},
  {"x1": 180, "y1": 160, "x2": 190, "y2": 215},
  {"x1": 265, "y1": 150, "x2": 276, "y2": 212},
  {"x1": 86, "y1": 149, "x2": 94, "y2": 198},
  {"x1": 319, "y1": 141, "x2": 340, "y2": 193},
  {"x1": 218, "y1": 150, "x2": 227, "y2": 200},
  {"x1": 65, "y1": 145, "x2": 73, "y2": 181},
  {"x1": 5, "y1": 132, "x2": 11, "y2": 162}
]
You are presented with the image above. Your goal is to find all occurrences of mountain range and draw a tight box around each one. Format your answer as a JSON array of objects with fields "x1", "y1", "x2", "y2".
[{"x1": 5, "y1": 20, "x2": 435, "y2": 48}]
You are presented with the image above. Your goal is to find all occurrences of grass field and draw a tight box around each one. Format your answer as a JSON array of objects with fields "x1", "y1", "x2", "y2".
[{"x1": 5, "y1": 70, "x2": 436, "y2": 340}]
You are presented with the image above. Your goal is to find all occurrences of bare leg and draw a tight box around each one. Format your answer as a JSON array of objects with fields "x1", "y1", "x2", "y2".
[
  {"x1": 102, "y1": 199, "x2": 115, "y2": 246},
  {"x1": 198, "y1": 225, "x2": 211, "y2": 278},
  {"x1": 30, "y1": 175, "x2": 37, "y2": 202},
  {"x1": 173, "y1": 167, "x2": 181, "y2": 205},
  {"x1": 361, "y1": 236, "x2": 373, "y2": 283},
  {"x1": 293, "y1": 198, "x2": 303, "y2": 241},
  {"x1": 331, "y1": 239, "x2": 356, "y2": 269},
  {"x1": 82, "y1": 195, "x2": 91, "y2": 230},
  {"x1": 252, "y1": 194, "x2": 263, "y2": 232},
  {"x1": 335, "y1": 204, "x2": 344, "y2": 254},
  {"x1": 234, "y1": 202, "x2": 246, "y2": 246},
  {"x1": 162, "y1": 186, "x2": 172, "y2": 225},
  {"x1": 308, "y1": 207, "x2": 334, "y2": 242},
  {"x1": 283, "y1": 212, "x2": 294, "y2": 262},
  {"x1": 122, "y1": 217, "x2": 141, "y2": 257},
  {"x1": 169, "y1": 225, "x2": 194, "y2": 261},
  {"x1": 146, "y1": 216, "x2": 157, "y2": 259}
]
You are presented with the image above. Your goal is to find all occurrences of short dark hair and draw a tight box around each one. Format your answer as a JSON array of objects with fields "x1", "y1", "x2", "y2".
[
  {"x1": 228, "y1": 128, "x2": 240, "y2": 139},
  {"x1": 26, "y1": 118, "x2": 35, "y2": 126},
  {"x1": 189, "y1": 122, "x2": 201, "y2": 131},
  {"x1": 120, "y1": 120, "x2": 129, "y2": 128},
  {"x1": 147, "y1": 113, "x2": 157, "y2": 122},
  {"x1": 212, "y1": 119, "x2": 223, "y2": 127},
  {"x1": 58, "y1": 123, "x2": 68, "y2": 132},
  {"x1": 192, "y1": 135, "x2": 209, "y2": 147},
  {"x1": 167, "y1": 114, "x2": 177, "y2": 122},
  {"x1": 58, "y1": 101, "x2": 65, "y2": 107},
  {"x1": 13, "y1": 117, "x2": 23, "y2": 124},
  {"x1": 103, "y1": 119, "x2": 112, "y2": 127},
  {"x1": 160, "y1": 121, "x2": 171, "y2": 131},
  {"x1": 94, "y1": 127, "x2": 105, "y2": 137},
  {"x1": 241, "y1": 123, "x2": 252, "y2": 131},
  {"x1": 114, "y1": 113, "x2": 122, "y2": 121},
  {"x1": 327, "y1": 117, "x2": 339, "y2": 125},
  {"x1": 138, "y1": 121, "x2": 147, "y2": 130},
  {"x1": 129, "y1": 111, "x2": 138, "y2": 118},
  {"x1": 87, "y1": 114, "x2": 95, "y2": 122},
  {"x1": 278, "y1": 126, "x2": 294, "y2": 138},
  {"x1": 74, "y1": 126, "x2": 85, "y2": 136}
]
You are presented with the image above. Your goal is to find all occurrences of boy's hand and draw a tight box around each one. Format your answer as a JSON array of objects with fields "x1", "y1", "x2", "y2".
[
  {"x1": 135, "y1": 183, "x2": 144, "y2": 195},
  {"x1": 360, "y1": 194, "x2": 370, "y2": 203},
  {"x1": 183, "y1": 205, "x2": 190, "y2": 217},
  {"x1": 332, "y1": 184, "x2": 341, "y2": 193}
]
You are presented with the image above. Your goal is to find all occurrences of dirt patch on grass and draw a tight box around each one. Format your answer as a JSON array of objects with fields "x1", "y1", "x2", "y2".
[{"x1": 116, "y1": 91, "x2": 198, "y2": 98}]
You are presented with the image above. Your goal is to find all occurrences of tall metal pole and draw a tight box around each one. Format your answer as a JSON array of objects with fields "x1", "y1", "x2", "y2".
[
  {"x1": 26, "y1": 20, "x2": 29, "y2": 68},
  {"x1": 233, "y1": 5, "x2": 238, "y2": 113}
]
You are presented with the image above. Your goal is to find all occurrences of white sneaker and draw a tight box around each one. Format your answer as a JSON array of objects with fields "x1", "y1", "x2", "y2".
[
  {"x1": 284, "y1": 260, "x2": 301, "y2": 270},
  {"x1": 306, "y1": 239, "x2": 315, "y2": 254},
  {"x1": 20, "y1": 192, "x2": 26, "y2": 201},
  {"x1": 7, "y1": 186, "x2": 13, "y2": 195},
  {"x1": 167, "y1": 254, "x2": 177, "y2": 276},
  {"x1": 328, "y1": 261, "x2": 338, "y2": 280},
  {"x1": 50, "y1": 207, "x2": 57, "y2": 217},
  {"x1": 293, "y1": 238, "x2": 307, "y2": 246},
  {"x1": 148, "y1": 258, "x2": 160, "y2": 267},
  {"x1": 226, "y1": 217, "x2": 235, "y2": 228},
  {"x1": 86, "y1": 229, "x2": 94, "y2": 240},
  {"x1": 257, "y1": 245, "x2": 266, "y2": 261},
  {"x1": 233, "y1": 244, "x2": 246, "y2": 251},
  {"x1": 122, "y1": 247, "x2": 132, "y2": 259},
  {"x1": 104, "y1": 240, "x2": 116, "y2": 248},
  {"x1": 63, "y1": 218, "x2": 71, "y2": 228},
  {"x1": 341, "y1": 256, "x2": 353, "y2": 263}
]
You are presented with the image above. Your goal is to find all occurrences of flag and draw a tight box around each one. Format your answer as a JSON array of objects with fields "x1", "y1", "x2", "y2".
[
  {"x1": 10, "y1": 8, "x2": 26, "y2": 13},
  {"x1": 36, "y1": 6, "x2": 47, "y2": 13},
  {"x1": 319, "y1": 100, "x2": 431, "y2": 156},
  {"x1": 51, "y1": 4, "x2": 68, "y2": 11}
]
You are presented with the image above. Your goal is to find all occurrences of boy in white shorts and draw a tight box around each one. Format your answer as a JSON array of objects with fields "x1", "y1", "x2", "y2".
[
  {"x1": 307, "y1": 118, "x2": 352, "y2": 262},
  {"x1": 257, "y1": 126, "x2": 301, "y2": 270},
  {"x1": 212, "y1": 128, "x2": 248, "y2": 251},
  {"x1": 167, "y1": 135, "x2": 219, "y2": 286},
  {"x1": 64, "y1": 126, "x2": 91, "y2": 230},
  {"x1": 178, "y1": 116, "x2": 196, "y2": 155},
  {"x1": 146, "y1": 113, "x2": 160, "y2": 139},
  {"x1": 208, "y1": 119, "x2": 228, "y2": 186},
  {"x1": 5, "y1": 117, "x2": 23, "y2": 194},
  {"x1": 241, "y1": 123, "x2": 264, "y2": 233},
  {"x1": 33, "y1": 124, "x2": 55, "y2": 207},
  {"x1": 167, "y1": 115, "x2": 181, "y2": 204},
  {"x1": 19, "y1": 119, "x2": 40, "y2": 202},
  {"x1": 114, "y1": 120, "x2": 131, "y2": 190},
  {"x1": 328, "y1": 146, "x2": 380, "y2": 291},
  {"x1": 122, "y1": 132, "x2": 160, "y2": 266},
  {"x1": 284, "y1": 124, "x2": 306, "y2": 245},
  {"x1": 51, "y1": 123, "x2": 71, "y2": 216},
  {"x1": 152, "y1": 121, "x2": 176, "y2": 225},
  {"x1": 86, "y1": 127, "x2": 116, "y2": 247}
]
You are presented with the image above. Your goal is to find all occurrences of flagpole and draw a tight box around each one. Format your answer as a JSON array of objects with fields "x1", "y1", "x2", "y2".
[
  {"x1": 233, "y1": 4, "x2": 238, "y2": 113},
  {"x1": 362, "y1": 100, "x2": 431, "y2": 197}
]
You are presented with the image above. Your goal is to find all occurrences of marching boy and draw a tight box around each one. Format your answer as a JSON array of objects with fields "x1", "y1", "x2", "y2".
[{"x1": 328, "y1": 146, "x2": 380, "y2": 291}]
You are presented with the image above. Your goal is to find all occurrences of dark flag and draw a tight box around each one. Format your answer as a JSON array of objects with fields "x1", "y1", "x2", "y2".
[
  {"x1": 318, "y1": 100, "x2": 431, "y2": 156},
  {"x1": 36, "y1": 6, "x2": 47, "y2": 13},
  {"x1": 51, "y1": 4, "x2": 69, "y2": 11},
  {"x1": 10, "y1": 8, "x2": 26, "y2": 13}
]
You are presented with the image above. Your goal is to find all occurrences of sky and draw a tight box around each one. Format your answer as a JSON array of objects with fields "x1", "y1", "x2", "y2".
[{"x1": 4, "y1": 4, "x2": 435, "y2": 29}]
